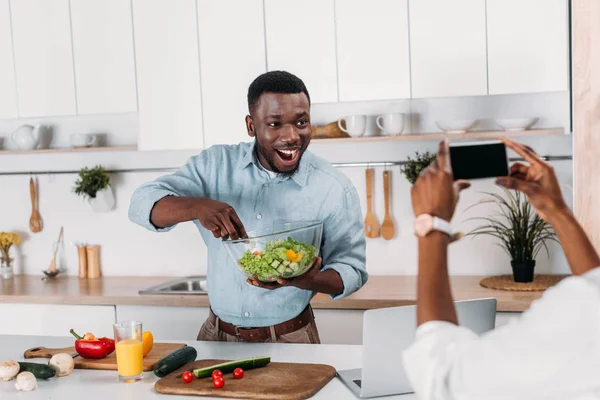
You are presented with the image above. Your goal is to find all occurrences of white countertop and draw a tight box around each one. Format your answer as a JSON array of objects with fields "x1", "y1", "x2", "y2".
[{"x1": 0, "y1": 335, "x2": 416, "y2": 400}]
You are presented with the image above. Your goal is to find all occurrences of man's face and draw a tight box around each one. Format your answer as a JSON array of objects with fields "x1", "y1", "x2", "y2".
[{"x1": 246, "y1": 92, "x2": 311, "y2": 174}]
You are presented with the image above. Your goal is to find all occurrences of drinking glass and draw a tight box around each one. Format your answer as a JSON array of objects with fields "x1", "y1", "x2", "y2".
[{"x1": 113, "y1": 321, "x2": 143, "y2": 382}]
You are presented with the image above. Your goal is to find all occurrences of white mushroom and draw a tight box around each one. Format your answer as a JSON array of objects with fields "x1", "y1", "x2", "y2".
[
  {"x1": 15, "y1": 371, "x2": 37, "y2": 391},
  {"x1": 0, "y1": 360, "x2": 19, "y2": 381},
  {"x1": 49, "y1": 353, "x2": 74, "y2": 377}
]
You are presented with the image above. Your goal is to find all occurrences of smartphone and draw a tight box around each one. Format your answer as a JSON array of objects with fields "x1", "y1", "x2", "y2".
[{"x1": 449, "y1": 140, "x2": 509, "y2": 180}]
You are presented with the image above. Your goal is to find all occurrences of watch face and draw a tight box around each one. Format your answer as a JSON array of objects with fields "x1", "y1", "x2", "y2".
[{"x1": 414, "y1": 215, "x2": 433, "y2": 237}]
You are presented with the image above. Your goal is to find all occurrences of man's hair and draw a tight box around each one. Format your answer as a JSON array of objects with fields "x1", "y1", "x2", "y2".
[{"x1": 247, "y1": 70, "x2": 311, "y2": 114}]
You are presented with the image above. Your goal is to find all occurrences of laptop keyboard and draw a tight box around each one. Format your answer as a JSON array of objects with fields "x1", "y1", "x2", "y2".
[{"x1": 353, "y1": 379, "x2": 362, "y2": 388}]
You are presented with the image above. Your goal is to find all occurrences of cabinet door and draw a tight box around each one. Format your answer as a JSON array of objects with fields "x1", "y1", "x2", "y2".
[
  {"x1": 132, "y1": 0, "x2": 204, "y2": 151},
  {"x1": 264, "y1": 0, "x2": 338, "y2": 103},
  {"x1": 336, "y1": 0, "x2": 410, "y2": 102},
  {"x1": 70, "y1": 0, "x2": 138, "y2": 114},
  {"x1": 487, "y1": 0, "x2": 569, "y2": 95},
  {"x1": 0, "y1": 0, "x2": 17, "y2": 119},
  {"x1": 10, "y1": 0, "x2": 76, "y2": 117},
  {"x1": 198, "y1": 0, "x2": 266, "y2": 147},
  {"x1": 409, "y1": 0, "x2": 487, "y2": 98}
]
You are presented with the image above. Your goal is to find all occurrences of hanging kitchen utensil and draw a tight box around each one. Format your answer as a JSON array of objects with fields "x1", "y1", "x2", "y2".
[
  {"x1": 364, "y1": 168, "x2": 380, "y2": 238},
  {"x1": 29, "y1": 177, "x2": 43, "y2": 233},
  {"x1": 381, "y1": 170, "x2": 395, "y2": 240}
]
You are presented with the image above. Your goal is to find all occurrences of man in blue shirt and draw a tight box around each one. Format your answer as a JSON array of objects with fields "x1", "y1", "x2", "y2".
[{"x1": 129, "y1": 71, "x2": 367, "y2": 343}]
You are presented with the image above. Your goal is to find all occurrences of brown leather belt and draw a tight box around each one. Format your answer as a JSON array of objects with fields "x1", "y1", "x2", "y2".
[{"x1": 208, "y1": 306, "x2": 314, "y2": 342}]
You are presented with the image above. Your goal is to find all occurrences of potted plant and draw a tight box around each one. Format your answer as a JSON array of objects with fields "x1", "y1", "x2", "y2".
[
  {"x1": 0, "y1": 232, "x2": 21, "y2": 279},
  {"x1": 401, "y1": 151, "x2": 437, "y2": 184},
  {"x1": 73, "y1": 166, "x2": 115, "y2": 212},
  {"x1": 467, "y1": 190, "x2": 557, "y2": 283}
]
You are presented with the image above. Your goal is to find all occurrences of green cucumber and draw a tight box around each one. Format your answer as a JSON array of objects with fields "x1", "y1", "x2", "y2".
[
  {"x1": 153, "y1": 346, "x2": 197, "y2": 378},
  {"x1": 193, "y1": 356, "x2": 271, "y2": 379},
  {"x1": 18, "y1": 362, "x2": 56, "y2": 380}
]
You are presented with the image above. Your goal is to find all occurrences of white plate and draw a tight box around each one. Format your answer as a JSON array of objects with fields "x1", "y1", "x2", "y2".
[
  {"x1": 435, "y1": 119, "x2": 477, "y2": 134},
  {"x1": 495, "y1": 118, "x2": 538, "y2": 132}
]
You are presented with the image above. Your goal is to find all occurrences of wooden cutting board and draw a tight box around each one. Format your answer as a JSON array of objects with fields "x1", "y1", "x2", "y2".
[
  {"x1": 23, "y1": 343, "x2": 186, "y2": 371},
  {"x1": 155, "y1": 359, "x2": 337, "y2": 400}
]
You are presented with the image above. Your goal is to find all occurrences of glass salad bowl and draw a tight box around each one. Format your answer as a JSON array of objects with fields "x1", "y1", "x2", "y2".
[{"x1": 222, "y1": 221, "x2": 323, "y2": 282}]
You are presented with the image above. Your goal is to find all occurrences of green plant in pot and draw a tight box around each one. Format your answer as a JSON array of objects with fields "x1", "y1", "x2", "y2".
[
  {"x1": 467, "y1": 189, "x2": 557, "y2": 283},
  {"x1": 73, "y1": 166, "x2": 115, "y2": 212},
  {"x1": 401, "y1": 151, "x2": 437, "y2": 185}
]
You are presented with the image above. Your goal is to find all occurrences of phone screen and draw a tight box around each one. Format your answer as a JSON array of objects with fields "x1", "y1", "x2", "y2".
[{"x1": 449, "y1": 141, "x2": 509, "y2": 180}]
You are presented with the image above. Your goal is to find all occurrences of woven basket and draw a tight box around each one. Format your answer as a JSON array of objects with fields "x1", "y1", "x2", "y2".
[{"x1": 479, "y1": 274, "x2": 567, "y2": 291}]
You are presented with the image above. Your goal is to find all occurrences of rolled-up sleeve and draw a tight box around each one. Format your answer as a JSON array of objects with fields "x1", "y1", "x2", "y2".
[
  {"x1": 320, "y1": 187, "x2": 368, "y2": 299},
  {"x1": 128, "y1": 152, "x2": 209, "y2": 232}
]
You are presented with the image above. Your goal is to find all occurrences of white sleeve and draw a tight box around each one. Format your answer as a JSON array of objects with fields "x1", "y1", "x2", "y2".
[{"x1": 402, "y1": 270, "x2": 600, "y2": 400}]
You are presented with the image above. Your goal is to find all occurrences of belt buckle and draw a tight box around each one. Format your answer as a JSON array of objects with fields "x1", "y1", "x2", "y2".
[{"x1": 234, "y1": 325, "x2": 242, "y2": 340}]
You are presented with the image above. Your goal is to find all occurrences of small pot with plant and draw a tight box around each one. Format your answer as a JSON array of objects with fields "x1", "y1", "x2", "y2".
[
  {"x1": 73, "y1": 166, "x2": 115, "y2": 212},
  {"x1": 0, "y1": 232, "x2": 21, "y2": 279},
  {"x1": 401, "y1": 151, "x2": 437, "y2": 185},
  {"x1": 467, "y1": 189, "x2": 557, "y2": 283}
]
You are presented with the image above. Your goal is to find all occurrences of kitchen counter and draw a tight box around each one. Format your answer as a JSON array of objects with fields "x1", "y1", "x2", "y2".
[
  {"x1": 0, "y1": 275, "x2": 553, "y2": 312},
  {"x1": 0, "y1": 334, "x2": 415, "y2": 400}
]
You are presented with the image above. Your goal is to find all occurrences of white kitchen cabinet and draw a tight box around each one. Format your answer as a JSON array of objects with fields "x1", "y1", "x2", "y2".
[
  {"x1": 409, "y1": 0, "x2": 487, "y2": 98},
  {"x1": 0, "y1": 304, "x2": 115, "y2": 337},
  {"x1": 198, "y1": 0, "x2": 266, "y2": 147},
  {"x1": 264, "y1": 0, "x2": 338, "y2": 104},
  {"x1": 116, "y1": 306, "x2": 209, "y2": 341},
  {"x1": 495, "y1": 312, "x2": 521, "y2": 328},
  {"x1": 487, "y1": 0, "x2": 569, "y2": 95},
  {"x1": 0, "y1": 0, "x2": 17, "y2": 119},
  {"x1": 10, "y1": 0, "x2": 77, "y2": 117},
  {"x1": 70, "y1": 0, "x2": 138, "y2": 115},
  {"x1": 132, "y1": 0, "x2": 204, "y2": 151},
  {"x1": 335, "y1": 0, "x2": 411, "y2": 102}
]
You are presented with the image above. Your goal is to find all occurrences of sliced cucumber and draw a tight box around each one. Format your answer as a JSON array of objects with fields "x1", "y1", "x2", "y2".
[
  {"x1": 289, "y1": 262, "x2": 299, "y2": 271},
  {"x1": 193, "y1": 356, "x2": 270, "y2": 379}
]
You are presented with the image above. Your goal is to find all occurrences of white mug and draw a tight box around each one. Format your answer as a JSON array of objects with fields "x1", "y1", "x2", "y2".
[
  {"x1": 376, "y1": 113, "x2": 405, "y2": 135},
  {"x1": 338, "y1": 115, "x2": 367, "y2": 137},
  {"x1": 70, "y1": 133, "x2": 97, "y2": 148}
]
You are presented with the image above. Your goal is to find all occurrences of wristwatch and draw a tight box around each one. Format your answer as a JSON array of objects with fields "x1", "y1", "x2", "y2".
[{"x1": 414, "y1": 214, "x2": 452, "y2": 237}]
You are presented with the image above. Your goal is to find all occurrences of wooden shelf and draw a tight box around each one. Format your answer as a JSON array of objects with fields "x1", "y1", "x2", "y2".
[
  {"x1": 311, "y1": 128, "x2": 566, "y2": 143},
  {"x1": 0, "y1": 145, "x2": 137, "y2": 155}
]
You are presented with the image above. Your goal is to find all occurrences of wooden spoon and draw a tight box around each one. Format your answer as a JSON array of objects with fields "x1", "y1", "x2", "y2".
[
  {"x1": 29, "y1": 177, "x2": 43, "y2": 233},
  {"x1": 364, "y1": 168, "x2": 380, "y2": 238},
  {"x1": 47, "y1": 226, "x2": 64, "y2": 273},
  {"x1": 381, "y1": 170, "x2": 395, "y2": 240}
]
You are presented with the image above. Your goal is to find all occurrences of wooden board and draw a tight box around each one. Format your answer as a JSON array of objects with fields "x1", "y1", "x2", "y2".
[
  {"x1": 155, "y1": 359, "x2": 337, "y2": 400},
  {"x1": 23, "y1": 342, "x2": 186, "y2": 371}
]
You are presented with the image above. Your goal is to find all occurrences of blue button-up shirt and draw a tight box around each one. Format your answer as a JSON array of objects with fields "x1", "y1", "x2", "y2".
[{"x1": 128, "y1": 141, "x2": 368, "y2": 327}]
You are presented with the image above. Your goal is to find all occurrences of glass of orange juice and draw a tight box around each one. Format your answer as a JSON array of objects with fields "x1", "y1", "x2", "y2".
[{"x1": 113, "y1": 321, "x2": 143, "y2": 382}]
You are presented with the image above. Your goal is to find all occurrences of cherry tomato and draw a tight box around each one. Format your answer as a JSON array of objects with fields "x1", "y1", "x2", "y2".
[
  {"x1": 233, "y1": 368, "x2": 244, "y2": 379},
  {"x1": 181, "y1": 371, "x2": 193, "y2": 383},
  {"x1": 213, "y1": 377, "x2": 225, "y2": 389},
  {"x1": 211, "y1": 370, "x2": 223, "y2": 380}
]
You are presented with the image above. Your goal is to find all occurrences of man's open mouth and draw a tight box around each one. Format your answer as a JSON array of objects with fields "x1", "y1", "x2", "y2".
[{"x1": 275, "y1": 148, "x2": 300, "y2": 165}]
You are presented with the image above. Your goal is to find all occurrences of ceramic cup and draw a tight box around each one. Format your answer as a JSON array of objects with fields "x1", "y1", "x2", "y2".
[
  {"x1": 337, "y1": 115, "x2": 367, "y2": 137},
  {"x1": 376, "y1": 113, "x2": 405, "y2": 136},
  {"x1": 70, "y1": 133, "x2": 97, "y2": 148}
]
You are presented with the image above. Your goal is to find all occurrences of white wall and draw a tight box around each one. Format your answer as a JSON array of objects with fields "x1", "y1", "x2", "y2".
[{"x1": 0, "y1": 92, "x2": 572, "y2": 278}]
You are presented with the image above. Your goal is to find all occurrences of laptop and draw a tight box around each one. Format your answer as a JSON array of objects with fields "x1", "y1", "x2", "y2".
[{"x1": 337, "y1": 298, "x2": 497, "y2": 398}]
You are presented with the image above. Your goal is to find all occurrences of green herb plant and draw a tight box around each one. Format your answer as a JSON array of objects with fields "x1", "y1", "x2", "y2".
[
  {"x1": 73, "y1": 166, "x2": 110, "y2": 199},
  {"x1": 401, "y1": 151, "x2": 437, "y2": 185}
]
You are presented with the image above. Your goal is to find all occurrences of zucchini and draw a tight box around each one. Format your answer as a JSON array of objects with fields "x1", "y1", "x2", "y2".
[
  {"x1": 193, "y1": 356, "x2": 270, "y2": 379},
  {"x1": 18, "y1": 362, "x2": 56, "y2": 380},
  {"x1": 153, "y1": 346, "x2": 197, "y2": 378}
]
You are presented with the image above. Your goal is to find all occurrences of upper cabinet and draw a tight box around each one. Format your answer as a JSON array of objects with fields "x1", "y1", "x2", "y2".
[
  {"x1": 10, "y1": 0, "x2": 76, "y2": 117},
  {"x1": 0, "y1": 0, "x2": 17, "y2": 120},
  {"x1": 487, "y1": 0, "x2": 569, "y2": 95},
  {"x1": 409, "y1": 0, "x2": 488, "y2": 98},
  {"x1": 132, "y1": 0, "x2": 204, "y2": 151},
  {"x1": 336, "y1": 0, "x2": 411, "y2": 102},
  {"x1": 264, "y1": 0, "x2": 338, "y2": 104},
  {"x1": 198, "y1": 0, "x2": 266, "y2": 148},
  {"x1": 70, "y1": 0, "x2": 138, "y2": 115}
]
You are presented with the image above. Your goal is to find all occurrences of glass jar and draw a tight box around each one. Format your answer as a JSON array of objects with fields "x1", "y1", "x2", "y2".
[{"x1": 0, "y1": 257, "x2": 13, "y2": 280}]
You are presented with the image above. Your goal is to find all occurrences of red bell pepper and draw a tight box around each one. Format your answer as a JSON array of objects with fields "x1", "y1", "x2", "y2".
[{"x1": 70, "y1": 329, "x2": 115, "y2": 359}]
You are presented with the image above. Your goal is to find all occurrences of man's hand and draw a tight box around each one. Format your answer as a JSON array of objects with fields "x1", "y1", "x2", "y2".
[
  {"x1": 411, "y1": 140, "x2": 471, "y2": 221},
  {"x1": 247, "y1": 257, "x2": 322, "y2": 290},
  {"x1": 495, "y1": 138, "x2": 568, "y2": 222},
  {"x1": 195, "y1": 198, "x2": 248, "y2": 240}
]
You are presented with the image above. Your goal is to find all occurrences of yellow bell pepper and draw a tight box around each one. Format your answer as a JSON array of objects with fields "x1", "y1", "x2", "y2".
[{"x1": 142, "y1": 331, "x2": 154, "y2": 357}]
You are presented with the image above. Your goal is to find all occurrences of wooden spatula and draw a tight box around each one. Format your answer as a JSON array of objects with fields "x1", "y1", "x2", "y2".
[
  {"x1": 381, "y1": 170, "x2": 395, "y2": 240},
  {"x1": 364, "y1": 168, "x2": 380, "y2": 238},
  {"x1": 29, "y1": 177, "x2": 43, "y2": 233},
  {"x1": 47, "y1": 226, "x2": 64, "y2": 273}
]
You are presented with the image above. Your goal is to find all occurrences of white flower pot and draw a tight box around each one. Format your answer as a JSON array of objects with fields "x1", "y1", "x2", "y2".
[{"x1": 89, "y1": 186, "x2": 115, "y2": 212}]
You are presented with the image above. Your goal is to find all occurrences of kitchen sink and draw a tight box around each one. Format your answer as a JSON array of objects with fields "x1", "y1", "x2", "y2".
[{"x1": 138, "y1": 276, "x2": 208, "y2": 295}]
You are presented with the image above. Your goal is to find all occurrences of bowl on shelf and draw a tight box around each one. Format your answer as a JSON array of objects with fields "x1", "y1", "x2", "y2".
[
  {"x1": 495, "y1": 118, "x2": 539, "y2": 132},
  {"x1": 222, "y1": 221, "x2": 323, "y2": 282},
  {"x1": 435, "y1": 119, "x2": 477, "y2": 134}
]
